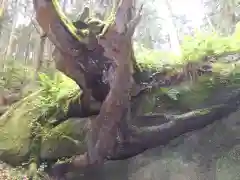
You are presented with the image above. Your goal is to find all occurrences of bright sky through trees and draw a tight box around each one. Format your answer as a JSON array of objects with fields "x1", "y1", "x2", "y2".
[{"x1": 16, "y1": 0, "x2": 206, "y2": 28}]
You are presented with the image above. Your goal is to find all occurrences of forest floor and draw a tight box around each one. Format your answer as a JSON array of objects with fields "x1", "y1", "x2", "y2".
[{"x1": 0, "y1": 161, "x2": 28, "y2": 180}]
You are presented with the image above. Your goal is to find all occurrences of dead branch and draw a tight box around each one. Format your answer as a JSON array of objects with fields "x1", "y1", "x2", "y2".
[{"x1": 109, "y1": 90, "x2": 240, "y2": 160}]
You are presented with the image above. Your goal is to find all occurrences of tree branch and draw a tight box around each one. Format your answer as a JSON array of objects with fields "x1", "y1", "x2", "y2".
[
  {"x1": 108, "y1": 90, "x2": 240, "y2": 160},
  {"x1": 33, "y1": 0, "x2": 113, "y2": 103},
  {"x1": 50, "y1": 89, "x2": 240, "y2": 179},
  {"x1": 33, "y1": 0, "x2": 89, "y2": 57}
]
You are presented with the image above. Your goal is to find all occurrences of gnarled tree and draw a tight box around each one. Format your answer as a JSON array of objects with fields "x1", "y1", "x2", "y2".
[{"x1": 32, "y1": 0, "x2": 240, "y2": 179}]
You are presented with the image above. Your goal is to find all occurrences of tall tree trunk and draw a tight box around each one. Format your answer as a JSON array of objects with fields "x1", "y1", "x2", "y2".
[
  {"x1": 220, "y1": 0, "x2": 236, "y2": 35},
  {"x1": 4, "y1": 0, "x2": 20, "y2": 62},
  {"x1": 24, "y1": 33, "x2": 32, "y2": 65},
  {"x1": 0, "y1": 0, "x2": 7, "y2": 31},
  {"x1": 34, "y1": 33, "x2": 46, "y2": 80},
  {"x1": 44, "y1": 39, "x2": 54, "y2": 69},
  {"x1": 164, "y1": 0, "x2": 181, "y2": 56}
]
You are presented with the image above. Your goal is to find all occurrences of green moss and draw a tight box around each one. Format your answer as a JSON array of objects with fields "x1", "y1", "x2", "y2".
[
  {"x1": 140, "y1": 61, "x2": 240, "y2": 111},
  {"x1": 134, "y1": 44, "x2": 179, "y2": 71},
  {"x1": 52, "y1": 0, "x2": 90, "y2": 44},
  {"x1": 135, "y1": 23, "x2": 240, "y2": 72},
  {"x1": 134, "y1": 25, "x2": 240, "y2": 109},
  {"x1": 0, "y1": 90, "x2": 43, "y2": 165},
  {"x1": 37, "y1": 72, "x2": 81, "y2": 117},
  {"x1": 0, "y1": 72, "x2": 83, "y2": 165},
  {"x1": 0, "y1": 58, "x2": 33, "y2": 91},
  {"x1": 40, "y1": 117, "x2": 88, "y2": 160}
]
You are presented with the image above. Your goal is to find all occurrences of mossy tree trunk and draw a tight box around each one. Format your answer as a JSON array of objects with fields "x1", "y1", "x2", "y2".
[{"x1": 32, "y1": 0, "x2": 240, "y2": 179}]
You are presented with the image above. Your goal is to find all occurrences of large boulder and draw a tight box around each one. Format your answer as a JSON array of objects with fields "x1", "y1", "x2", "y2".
[
  {"x1": 0, "y1": 73, "x2": 90, "y2": 166},
  {"x1": 0, "y1": 91, "x2": 41, "y2": 165}
]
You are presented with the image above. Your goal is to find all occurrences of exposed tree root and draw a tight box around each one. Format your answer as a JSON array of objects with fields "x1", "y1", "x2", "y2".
[{"x1": 50, "y1": 88, "x2": 240, "y2": 178}]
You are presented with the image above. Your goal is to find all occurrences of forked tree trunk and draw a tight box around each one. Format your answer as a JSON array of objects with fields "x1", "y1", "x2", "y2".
[{"x1": 32, "y1": 0, "x2": 240, "y2": 179}]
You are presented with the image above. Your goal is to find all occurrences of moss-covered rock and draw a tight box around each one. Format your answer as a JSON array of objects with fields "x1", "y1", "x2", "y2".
[
  {"x1": 0, "y1": 72, "x2": 87, "y2": 166},
  {"x1": 0, "y1": 90, "x2": 42, "y2": 165},
  {"x1": 40, "y1": 117, "x2": 89, "y2": 160},
  {"x1": 0, "y1": 96, "x2": 91, "y2": 166}
]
